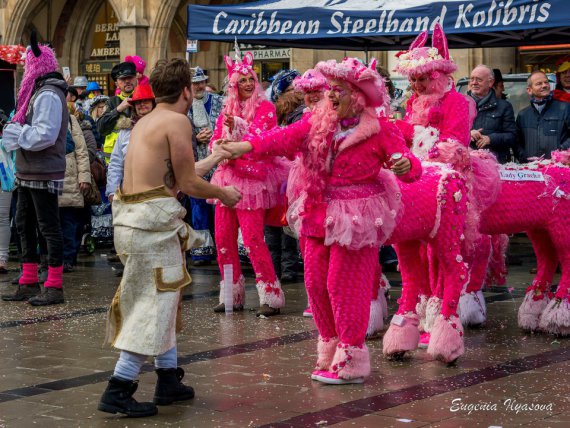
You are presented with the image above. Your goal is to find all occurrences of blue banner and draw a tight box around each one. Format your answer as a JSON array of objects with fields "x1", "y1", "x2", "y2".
[{"x1": 187, "y1": 0, "x2": 569, "y2": 48}]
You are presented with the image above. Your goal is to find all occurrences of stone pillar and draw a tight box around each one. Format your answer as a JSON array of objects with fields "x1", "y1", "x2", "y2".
[{"x1": 118, "y1": 0, "x2": 149, "y2": 62}]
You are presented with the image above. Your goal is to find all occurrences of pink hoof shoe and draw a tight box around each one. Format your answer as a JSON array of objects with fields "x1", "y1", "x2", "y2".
[
  {"x1": 311, "y1": 370, "x2": 364, "y2": 385},
  {"x1": 303, "y1": 307, "x2": 313, "y2": 318}
]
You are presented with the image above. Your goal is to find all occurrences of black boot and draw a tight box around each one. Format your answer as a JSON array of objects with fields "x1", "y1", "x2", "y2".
[
  {"x1": 2, "y1": 283, "x2": 40, "y2": 301},
  {"x1": 98, "y1": 376, "x2": 158, "y2": 417},
  {"x1": 154, "y1": 367, "x2": 195, "y2": 405}
]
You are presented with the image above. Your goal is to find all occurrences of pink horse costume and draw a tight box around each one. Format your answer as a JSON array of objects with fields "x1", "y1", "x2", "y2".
[
  {"x1": 247, "y1": 58, "x2": 422, "y2": 383},
  {"x1": 209, "y1": 52, "x2": 289, "y2": 316},
  {"x1": 392, "y1": 24, "x2": 473, "y2": 342}
]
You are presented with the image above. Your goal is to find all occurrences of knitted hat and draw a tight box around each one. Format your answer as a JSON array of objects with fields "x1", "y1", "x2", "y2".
[
  {"x1": 315, "y1": 57, "x2": 387, "y2": 108},
  {"x1": 269, "y1": 69, "x2": 300, "y2": 102},
  {"x1": 293, "y1": 69, "x2": 329, "y2": 93},
  {"x1": 125, "y1": 55, "x2": 146, "y2": 74},
  {"x1": 394, "y1": 24, "x2": 457, "y2": 77}
]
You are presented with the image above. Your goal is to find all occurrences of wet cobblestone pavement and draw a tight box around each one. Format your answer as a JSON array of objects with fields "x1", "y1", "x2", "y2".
[{"x1": 0, "y1": 237, "x2": 568, "y2": 427}]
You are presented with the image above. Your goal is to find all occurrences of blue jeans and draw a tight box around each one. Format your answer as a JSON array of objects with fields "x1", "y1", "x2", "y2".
[{"x1": 60, "y1": 207, "x2": 82, "y2": 265}]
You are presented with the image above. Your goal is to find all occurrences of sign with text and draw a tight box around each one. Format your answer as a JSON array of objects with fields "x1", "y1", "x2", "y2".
[
  {"x1": 252, "y1": 48, "x2": 291, "y2": 60},
  {"x1": 89, "y1": 1, "x2": 120, "y2": 60},
  {"x1": 499, "y1": 169, "x2": 545, "y2": 182}
]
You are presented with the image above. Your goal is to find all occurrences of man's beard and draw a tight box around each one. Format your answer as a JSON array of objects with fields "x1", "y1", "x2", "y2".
[{"x1": 193, "y1": 90, "x2": 205, "y2": 100}]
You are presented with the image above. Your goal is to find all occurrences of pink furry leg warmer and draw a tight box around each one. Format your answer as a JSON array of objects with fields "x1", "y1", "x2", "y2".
[
  {"x1": 255, "y1": 279, "x2": 285, "y2": 308},
  {"x1": 382, "y1": 312, "x2": 420, "y2": 358},
  {"x1": 218, "y1": 275, "x2": 245, "y2": 307},
  {"x1": 315, "y1": 336, "x2": 339, "y2": 370},
  {"x1": 539, "y1": 297, "x2": 570, "y2": 336},
  {"x1": 427, "y1": 314, "x2": 464, "y2": 364},
  {"x1": 424, "y1": 296, "x2": 443, "y2": 333},
  {"x1": 331, "y1": 343, "x2": 370, "y2": 380},
  {"x1": 518, "y1": 281, "x2": 551, "y2": 332}
]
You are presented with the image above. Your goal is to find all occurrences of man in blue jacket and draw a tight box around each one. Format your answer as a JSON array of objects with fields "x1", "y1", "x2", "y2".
[
  {"x1": 516, "y1": 71, "x2": 570, "y2": 162},
  {"x1": 468, "y1": 65, "x2": 517, "y2": 164}
]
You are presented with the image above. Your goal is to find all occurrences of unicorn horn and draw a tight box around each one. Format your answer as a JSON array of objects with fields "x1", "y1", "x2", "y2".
[{"x1": 233, "y1": 37, "x2": 241, "y2": 61}]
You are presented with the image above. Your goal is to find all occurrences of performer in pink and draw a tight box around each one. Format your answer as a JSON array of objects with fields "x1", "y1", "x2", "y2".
[
  {"x1": 224, "y1": 58, "x2": 422, "y2": 384},
  {"x1": 392, "y1": 24, "x2": 495, "y2": 347},
  {"x1": 209, "y1": 52, "x2": 288, "y2": 317}
]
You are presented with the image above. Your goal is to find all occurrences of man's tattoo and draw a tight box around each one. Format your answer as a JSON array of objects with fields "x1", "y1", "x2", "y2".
[{"x1": 164, "y1": 159, "x2": 175, "y2": 189}]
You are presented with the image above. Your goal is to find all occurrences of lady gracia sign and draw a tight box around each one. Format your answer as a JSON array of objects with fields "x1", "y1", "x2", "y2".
[{"x1": 187, "y1": 0, "x2": 568, "y2": 49}]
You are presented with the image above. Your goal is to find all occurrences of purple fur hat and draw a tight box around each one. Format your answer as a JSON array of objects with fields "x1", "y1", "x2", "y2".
[{"x1": 13, "y1": 31, "x2": 60, "y2": 125}]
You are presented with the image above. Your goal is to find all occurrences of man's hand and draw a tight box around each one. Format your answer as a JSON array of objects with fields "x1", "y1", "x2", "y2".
[
  {"x1": 116, "y1": 98, "x2": 131, "y2": 113},
  {"x1": 79, "y1": 182, "x2": 90, "y2": 192},
  {"x1": 223, "y1": 114, "x2": 235, "y2": 132},
  {"x1": 222, "y1": 141, "x2": 252, "y2": 159},
  {"x1": 470, "y1": 128, "x2": 483, "y2": 142},
  {"x1": 196, "y1": 128, "x2": 213, "y2": 144},
  {"x1": 108, "y1": 194, "x2": 114, "y2": 203},
  {"x1": 391, "y1": 157, "x2": 411, "y2": 175},
  {"x1": 476, "y1": 135, "x2": 491, "y2": 149},
  {"x1": 219, "y1": 186, "x2": 242, "y2": 208}
]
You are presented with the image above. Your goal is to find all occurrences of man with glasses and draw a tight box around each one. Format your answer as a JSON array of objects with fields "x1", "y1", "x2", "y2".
[{"x1": 468, "y1": 64, "x2": 517, "y2": 164}]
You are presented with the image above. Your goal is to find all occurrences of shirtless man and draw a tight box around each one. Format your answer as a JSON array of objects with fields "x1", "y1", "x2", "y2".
[{"x1": 98, "y1": 58, "x2": 240, "y2": 418}]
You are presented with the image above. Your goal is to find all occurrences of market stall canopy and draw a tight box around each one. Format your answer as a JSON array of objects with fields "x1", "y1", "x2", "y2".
[{"x1": 187, "y1": 0, "x2": 570, "y2": 50}]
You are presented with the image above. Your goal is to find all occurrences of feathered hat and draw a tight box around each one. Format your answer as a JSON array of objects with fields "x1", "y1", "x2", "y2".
[
  {"x1": 293, "y1": 69, "x2": 329, "y2": 93},
  {"x1": 12, "y1": 31, "x2": 60, "y2": 125},
  {"x1": 394, "y1": 24, "x2": 457, "y2": 77},
  {"x1": 315, "y1": 57, "x2": 387, "y2": 108}
]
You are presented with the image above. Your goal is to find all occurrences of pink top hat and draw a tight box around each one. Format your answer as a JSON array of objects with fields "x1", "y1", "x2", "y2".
[
  {"x1": 394, "y1": 24, "x2": 457, "y2": 77},
  {"x1": 315, "y1": 57, "x2": 387, "y2": 108}
]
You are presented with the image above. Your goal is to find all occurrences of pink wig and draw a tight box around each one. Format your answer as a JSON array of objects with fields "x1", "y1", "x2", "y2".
[
  {"x1": 301, "y1": 84, "x2": 367, "y2": 205},
  {"x1": 222, "y1": 70, "x2": 265, "y2": 124},
  {"x1": 13, "y1": 44, "x2": 60, "y2": 125}
]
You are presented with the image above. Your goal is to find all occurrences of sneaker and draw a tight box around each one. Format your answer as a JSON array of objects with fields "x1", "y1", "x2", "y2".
[
  {"x1": 2, "y1": 283, "x2": 41, "y2": 301},
  {"x1": 28, "y1": 287, "x2": 65, "y2": 306},
  {"x1": 302, "y1": 307, "x2": 313, "y2": 317},
  {"x1": 311, "y1": 370, "x2": 364, "y2": 385},
  {"x1": 418, "y1": 332, "x2": 430, "y2": 349}
]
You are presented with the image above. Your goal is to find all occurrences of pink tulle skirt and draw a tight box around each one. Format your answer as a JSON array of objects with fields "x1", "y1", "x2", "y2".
[
  {"x1": 209, "y1": 157, "x2": 291, "y2": 210},
  {"x1": 287, "y1": 169, "x2": 402, "y2": 250},
  {"x1": 470, "y1": 150, "x2": 500, "y2": 211}
]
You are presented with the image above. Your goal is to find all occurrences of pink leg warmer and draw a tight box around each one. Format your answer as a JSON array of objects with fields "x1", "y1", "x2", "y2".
[
  {"x1": 44, "y1": 265, "x2": 63, "y2": 289},
  {"x1": 316, "y1": 336, "x2": 339, "y2": 370},
  {"x1": 20, "y1": 262, "x2": 39, "y2": 285},
  {"x1": 331, "y1": 343, "x2": 370, "y2": 380},
  {"x1": 382, "y1": 312, "x2": 420, "y2": 357},
  {"x1": 427, "y1": 314, "x2": 465, "y2": 363}
]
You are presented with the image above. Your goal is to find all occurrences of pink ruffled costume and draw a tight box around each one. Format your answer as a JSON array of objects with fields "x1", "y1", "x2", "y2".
[
  {"x1": 209, "y1": 52, "x2": 289, "y2": 311},
  {"x1": 250, "y1": 105, "x2": 422, "y2": 380}
]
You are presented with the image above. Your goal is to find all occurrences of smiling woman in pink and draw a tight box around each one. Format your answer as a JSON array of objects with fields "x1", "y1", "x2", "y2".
[
  {"x1": 208, "y1": 52, "x2": 289, "y2": 317},
  {"x1": 224, "y1": 58, "x2": 422, "y2": 384}
]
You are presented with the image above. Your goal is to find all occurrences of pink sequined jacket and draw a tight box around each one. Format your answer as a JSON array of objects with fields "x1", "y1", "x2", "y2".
[
  {"x1": 209, "y1": 100, "x2": 289, "y2": 210},
  {"x1": 250, "y1": 108, "x2": 422, "y2": 250}
]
